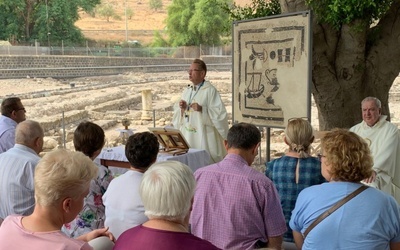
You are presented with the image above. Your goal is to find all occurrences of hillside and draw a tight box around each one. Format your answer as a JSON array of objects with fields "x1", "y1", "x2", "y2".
[{"x1": 75, "y1": 0, "x2": 250, "y2": 45}]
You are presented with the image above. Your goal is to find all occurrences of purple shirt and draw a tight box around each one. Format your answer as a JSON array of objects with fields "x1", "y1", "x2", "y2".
[
  {"x1": 190, "y1": 153, "x2": 287, "y2": 250},
  {"x1": 114, "y1": 225, "x2": 220, "y2": 250}
]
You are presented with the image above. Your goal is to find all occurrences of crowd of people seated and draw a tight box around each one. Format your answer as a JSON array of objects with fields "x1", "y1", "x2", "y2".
[{"x1": 0, "y1": 75, "x2": 400, "y2": 249}]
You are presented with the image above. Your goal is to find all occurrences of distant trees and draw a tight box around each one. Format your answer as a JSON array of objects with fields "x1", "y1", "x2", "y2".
[
  {"x1": 126, "y1": 7, "x2": 134, "y2": 20},
  {"x1": 149, "y1": 0, "x2": 163, "y2": 11},
  {"x1": 0, "y1": 0, "x2": 100, "y2": 45},
  {"x1": 96, "y1": 3, "x2": 121, "y2": 22},
  {"x1": 165, "y1": 0, "x2": 231, "y2": 46}
]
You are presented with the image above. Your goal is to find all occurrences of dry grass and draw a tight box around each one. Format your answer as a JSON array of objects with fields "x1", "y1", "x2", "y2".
[{"x1": 76, "y1": 0, "x2": 251, "y2": 44}]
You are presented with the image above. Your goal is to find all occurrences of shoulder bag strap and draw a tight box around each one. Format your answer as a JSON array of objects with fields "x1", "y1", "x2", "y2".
[{"x1": 303, "y1": 185, "x2": 368, "y2": 239}]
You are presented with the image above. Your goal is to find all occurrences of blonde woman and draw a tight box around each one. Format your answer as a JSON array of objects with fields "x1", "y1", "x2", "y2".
[
  {"x1": 0, "y1": 149, "x2": 114, "y2": 249},
  {"x1": 266, "y1": 118, "x2": 325, "y2": 244}
]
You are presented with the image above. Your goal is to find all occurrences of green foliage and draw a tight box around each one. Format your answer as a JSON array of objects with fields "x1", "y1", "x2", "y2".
[
  {"x1": 77, "y1": 0, "x2": 101, "y2": 12},
  {"x1": 126, "y1": 7, "x2": 134, "y2": 20},
  {"x1": 149, "y1": 0, "x2": 163, "y2": 11},
  {"x1": 97, "y1": 3, "x2": 116, "y2": 22},
  {"x1": 113, "y1": 14, "x2": 122, "y2": 21},
  {"x1": 221, "y1": 0, "x2": 281, "y2": 21},
  {"x1": 306, "y1": 0, "x2": 393, "y2": 28},
  {"x1": 33, "y1": 0, "x2": 84, "y2": 45},
  {"x1": 0, "y1": 1, "x2": 25, "y2": 40},
  {"x1": 166, "y1": 0, "x2": 231, "y2": 46},
  {"x1": 151, "y1": 31, "x2": 170, "y2": 47},
  {"x1": 0, "y1": 0, "x2": 98, "y2": 45}
]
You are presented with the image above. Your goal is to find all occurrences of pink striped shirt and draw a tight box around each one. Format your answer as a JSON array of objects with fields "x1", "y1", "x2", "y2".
[{"x1": 190, "y1": 154, "x2": 286, "y2": 250}]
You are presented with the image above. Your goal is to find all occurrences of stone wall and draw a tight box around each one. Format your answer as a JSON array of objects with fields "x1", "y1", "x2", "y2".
[{"x1": 0, "y1": 55, "x2": 232, "y2": 79}]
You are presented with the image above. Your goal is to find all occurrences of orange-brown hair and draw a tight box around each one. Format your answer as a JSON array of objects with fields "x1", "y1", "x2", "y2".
[{"x1": 321, "y1": 129, "x2": 373, "y2": 182}]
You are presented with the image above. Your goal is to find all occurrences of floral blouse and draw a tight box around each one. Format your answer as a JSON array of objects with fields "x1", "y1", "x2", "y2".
[{"x1": 63, "y1": 163, "x2": 113, "y2": 238}]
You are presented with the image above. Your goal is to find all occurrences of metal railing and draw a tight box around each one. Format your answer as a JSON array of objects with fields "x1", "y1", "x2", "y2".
[{"x1": 0, "y1": 43, "x2": 232, "y2": 58}]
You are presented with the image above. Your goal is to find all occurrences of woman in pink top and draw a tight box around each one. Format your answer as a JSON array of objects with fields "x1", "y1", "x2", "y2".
[{"x1": 0, "y1": 149, "x2": 114, "y2": 250}]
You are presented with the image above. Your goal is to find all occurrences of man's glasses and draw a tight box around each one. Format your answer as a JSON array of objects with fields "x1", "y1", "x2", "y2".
[
  {"x1": 317, "y1": 153, "x2": 325, "y2": 161},
  {"x1": 16, "y1": 108, "x2": 26, "y2": 112}
]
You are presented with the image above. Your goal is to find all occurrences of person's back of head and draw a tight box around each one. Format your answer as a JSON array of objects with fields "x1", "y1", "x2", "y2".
[
  {"x1": 321, "y1": 129, "x2": 373, "y2": 182},
  {"x1": 34, "y1": 149, "x2": 98, "y2": 207},
  {"x1": 227, "y1": 122, "x2": 261, "y2": 150},
  {"x1": 140, "y1": 161, "x2": 195, "y2": 222},
  {"x1": 15, "y1": 120, "x2": 44, "y2": 153},
  {"x1": 125, "y1": 132, "x2": 159, "y2": 170},
  {"x1": 285, "y1": 118, "x2": 314, "y2": 158},
  {"x1": 73, "y1": 121, "x2": 105, "y2": 159}
]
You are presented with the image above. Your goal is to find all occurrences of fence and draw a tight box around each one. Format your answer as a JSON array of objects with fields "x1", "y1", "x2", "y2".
[{"x1": 0, "y1": 43, "x2": 232, "y2": 58}]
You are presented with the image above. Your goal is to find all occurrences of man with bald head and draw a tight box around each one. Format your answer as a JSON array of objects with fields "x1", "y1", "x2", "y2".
[
  {"x1": 0, "y1": 97, "x2": 27, "y2": 153},
  {"x1": 0, "y1": 120, "x2": 44, "y2": 220}
]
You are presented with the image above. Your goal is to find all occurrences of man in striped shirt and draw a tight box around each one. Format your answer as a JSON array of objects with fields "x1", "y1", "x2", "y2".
[{"x1": 0, "y1": 120, "x2": 44, "y2": 220}]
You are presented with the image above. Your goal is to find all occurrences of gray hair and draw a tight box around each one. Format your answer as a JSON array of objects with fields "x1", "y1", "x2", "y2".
[
  {"x1": 140, "y1": 161, "x2": 195, "y2": 221},
  {"x1": 361, "y1": 97, "x2": 381, "y2": 109},
  {"x1": 15, "y1": 120, "x2": 44, "y2": 145},
  {"x1": 34, "y1": 149, "x2": 98, "y2": 206}
]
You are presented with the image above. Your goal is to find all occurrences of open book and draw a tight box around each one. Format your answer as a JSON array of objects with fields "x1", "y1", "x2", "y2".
[{"x1": 148, "y1": 127, "x2": 190, "y2": 155}]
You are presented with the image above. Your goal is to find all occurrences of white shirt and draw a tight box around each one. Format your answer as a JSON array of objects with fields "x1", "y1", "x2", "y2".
[{"x1": 103, "y1": 170, "x2": 148, "y2": 239}]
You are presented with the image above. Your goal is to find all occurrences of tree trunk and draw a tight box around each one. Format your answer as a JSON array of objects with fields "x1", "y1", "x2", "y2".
[{"x1": 280, "y1": 0, "x2": 400, "y2": 130}]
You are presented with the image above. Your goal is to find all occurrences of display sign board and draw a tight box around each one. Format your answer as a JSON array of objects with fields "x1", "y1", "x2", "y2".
[{"x1": 232, "y1": 11, "x2": 312, "y2": 128}]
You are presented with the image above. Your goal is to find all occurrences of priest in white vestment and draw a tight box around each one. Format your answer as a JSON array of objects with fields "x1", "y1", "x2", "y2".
[
  {"x1": 350, "y1": 97, "x2": 400, "y2": 203},
  {"x1": 173, "y1": 59, "x2": 229, "y2": 163}
]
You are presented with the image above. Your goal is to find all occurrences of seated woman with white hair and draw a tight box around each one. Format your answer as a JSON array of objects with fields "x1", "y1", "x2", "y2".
[
  {"x1": 0, "y1": 149, "x2": 114, "y2": 250},
  {"x1": 113, "y1": 160, "x2": 220, "y2": 250}
]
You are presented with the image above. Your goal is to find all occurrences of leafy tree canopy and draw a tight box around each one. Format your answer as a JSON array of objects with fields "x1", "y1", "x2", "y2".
[
  {"x1": 149, "y1": 0, "x2": 163, "y2": 11},
  {"x1": 97, "y1": 3, "x2": 119, "y2": 22},
  {"x1": 0, "y1": 0, "x2": 100, "y2": 45},
  {"x1": 306, "y1": 0, "x2": 393, "y2": 28},
  {"x1": 166, "y1": 0, "x2": 231, "y2": 46},
  {"x1": 222, "y1": 0, "x2": 400, "y2": 129},
  {"x1": 222, "y1": 0, "x2": 281, "y2": 21}
]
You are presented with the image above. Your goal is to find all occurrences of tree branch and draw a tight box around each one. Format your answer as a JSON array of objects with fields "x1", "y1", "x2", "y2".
[{"x1": 365, "y1": 0, "x2": 400, "y2": 115}]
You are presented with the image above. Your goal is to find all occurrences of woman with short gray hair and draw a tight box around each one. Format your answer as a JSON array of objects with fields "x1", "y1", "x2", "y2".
[{"x1": 114, "y1": 160, "x2": 220, "y2": 250}]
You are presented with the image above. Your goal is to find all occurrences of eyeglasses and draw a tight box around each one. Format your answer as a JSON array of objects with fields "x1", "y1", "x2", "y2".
[
  {"x1": 317, "y1": 153, "x2": 326, "y2": 161},
  {"x1": 16, "y1": 108, "x2": 26, "y2": 112},
  {"x1": 187, "y1": 69, "x2": 203, "y2": 73},
  {"x1": 288, "y1": 117, "x2": 309, "y2": 122}
]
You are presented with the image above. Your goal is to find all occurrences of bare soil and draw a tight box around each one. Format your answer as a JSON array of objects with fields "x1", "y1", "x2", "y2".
[
  {"x1": 2, "y1": 71, "x2": 400, "y2": 171},
  {"x1": 75, "y1": 0, "x2": 251, "y2": 44}
]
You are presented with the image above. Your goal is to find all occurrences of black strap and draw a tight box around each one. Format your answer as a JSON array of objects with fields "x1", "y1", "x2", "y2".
[{"x1": 303, "y1": 185, "x2": 368, "y2": 238}]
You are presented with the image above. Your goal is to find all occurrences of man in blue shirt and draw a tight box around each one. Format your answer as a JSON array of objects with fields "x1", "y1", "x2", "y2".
[
  {"x1": 0, "y1": 120, "x2": 44, "y2": 220},
  {"x1": 0, "y1": 97, "x2": 26, "y2": 153}
]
